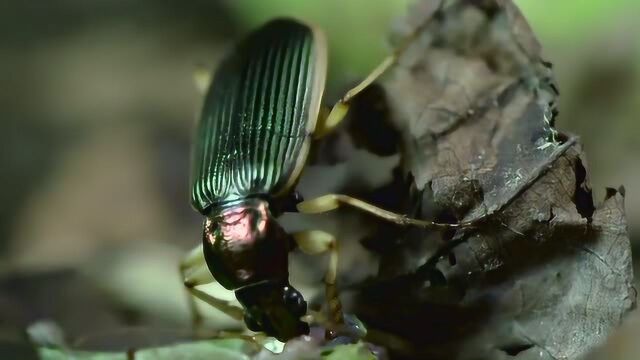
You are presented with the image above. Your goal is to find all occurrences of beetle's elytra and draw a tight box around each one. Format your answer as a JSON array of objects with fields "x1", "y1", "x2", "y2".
[
  {"x1": 191, "y1": 19, "x2": 325, "y2": 213},
  {"x1": 181, "y1": 16, "x2": 484, "y2": 343}
]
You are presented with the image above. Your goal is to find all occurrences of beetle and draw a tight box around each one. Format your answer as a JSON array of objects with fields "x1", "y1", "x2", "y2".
[{"x1": 180, "y1": 17, "x2": 480, "y2": 342}]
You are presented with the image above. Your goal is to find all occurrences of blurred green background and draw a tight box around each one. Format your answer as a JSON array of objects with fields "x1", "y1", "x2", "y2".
[{"x1": 0, "y1": 0, "x2": 638, "y2": 352}]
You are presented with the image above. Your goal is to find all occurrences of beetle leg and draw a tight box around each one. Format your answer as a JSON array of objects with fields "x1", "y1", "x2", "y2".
[
  {"x1": 292, "y1": 230, "x2": 344, "y2": 329},
  {"x1": 280, "y1": 190, "x2": 305, "y2": 213},
  {"x1": 314, "y1": 5, "x2": 442, "y2": 139},
  {"x1": 314, "y1": 53, "x2": 395, "y2": 139},
  {"x1": 179, "y1": 244, "x2": 245, "y2": 327},
  {"x1": 193, "y1": 65, "x2": 212, "y2": 94},
  {"x1": 298, "y1": 194, "x2": 485, "y2": 230}
]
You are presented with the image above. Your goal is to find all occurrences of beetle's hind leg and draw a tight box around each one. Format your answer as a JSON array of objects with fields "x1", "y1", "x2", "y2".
[
  {"x1": 298, "y1": 194, "x2": 486, "y2": 230},
  {"x1": 179, "y1": 244, "x2": 244, "y2": 330},
  {"x1": 314, "y1": 5, "x2": 440, "y2": 139},
  {"x1": 314, "y1": 56, "x2": 394, "y2": 139}
]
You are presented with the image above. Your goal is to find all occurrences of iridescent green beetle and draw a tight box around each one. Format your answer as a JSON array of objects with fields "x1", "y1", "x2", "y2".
[{"x1": 180, "y1": 17, "x2": 477, "y2": 342}]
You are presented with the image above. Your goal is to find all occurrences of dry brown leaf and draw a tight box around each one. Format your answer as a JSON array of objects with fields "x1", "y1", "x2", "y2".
[{"x1": 352, "y1": 1, "x2": 635, "y2": 359}]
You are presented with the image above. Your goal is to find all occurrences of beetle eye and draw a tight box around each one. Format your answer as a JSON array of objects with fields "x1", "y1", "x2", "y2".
[{"x1": 283, "y1": 286, "x2": 307, "y2": 318}]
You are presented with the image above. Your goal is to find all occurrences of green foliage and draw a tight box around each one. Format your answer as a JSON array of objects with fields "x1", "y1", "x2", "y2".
[
  {"x1": 39, "y1": 339, "x2": 250, "y2": 360},
  {"x1": 516, "y1": 0, "x2": 639, "y2": 42},
  {"x1": 38, "y1": 340, "x2": 376, "y2": 360},
  {"x1": 226, "y1": 0, "x2": 412, "y2": 91}
]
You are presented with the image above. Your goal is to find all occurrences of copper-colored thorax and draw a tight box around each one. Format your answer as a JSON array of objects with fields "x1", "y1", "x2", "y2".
[{"x1": 202, "y1": 199, "x2": 290, "y2": 290}]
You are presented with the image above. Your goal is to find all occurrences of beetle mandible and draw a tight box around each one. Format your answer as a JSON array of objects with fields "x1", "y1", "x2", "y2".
[{"x1": 180, "y1": 17, "x2": 482, "y2": 342}]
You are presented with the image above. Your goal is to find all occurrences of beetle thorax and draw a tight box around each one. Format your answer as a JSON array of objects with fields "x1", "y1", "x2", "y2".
[
  {"x1": 217, "y1": 201, "x2": 269, "y2": 249},
  {"x1": 202, "y1": 198, "x2": 290, "y2": 290}
]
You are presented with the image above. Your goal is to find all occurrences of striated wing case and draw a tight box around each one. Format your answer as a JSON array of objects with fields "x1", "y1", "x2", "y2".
[{"x1": 191, "y1": 19, "x2": 326, "y2": 214}]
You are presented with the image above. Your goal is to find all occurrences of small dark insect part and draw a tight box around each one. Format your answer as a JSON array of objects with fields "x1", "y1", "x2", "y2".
[
  {"x1": 541, "y1": 59, "x2": 553, "y2": 69},
  {"x1": 180, "y1": 17, "x2": 489, "y2": 344}
]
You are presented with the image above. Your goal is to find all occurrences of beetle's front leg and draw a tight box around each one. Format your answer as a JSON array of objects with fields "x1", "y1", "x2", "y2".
[
  {"x1": 179, "y1": 244, "x2": 245, "y2": 328},
  {"x1": 298, "y1": 194, "x2": 485, "y2": 230},
  {"x1": 292, "y1": 230, "x2": 347, "y2": 338}
]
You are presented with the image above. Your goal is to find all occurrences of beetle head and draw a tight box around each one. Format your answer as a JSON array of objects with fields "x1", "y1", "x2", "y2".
[{"x1": 235, "y1": 279, "x2": 309, "y2": 341}]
